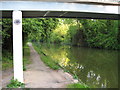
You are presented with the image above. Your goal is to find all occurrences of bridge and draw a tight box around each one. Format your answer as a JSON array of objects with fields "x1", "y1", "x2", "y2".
[
  {"x1": 0, "y1": 0, "x2": 119, "y2": 83},
  {"x1": 1, "y1": 1, "x2": 119, "y2": 19}
]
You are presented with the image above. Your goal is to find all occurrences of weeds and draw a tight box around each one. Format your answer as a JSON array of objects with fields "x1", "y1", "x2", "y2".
[
  {"x1": 67, "y1": 83, "x2": 89, "y2": 88},
  {"x1": 7, "y1": 78, "x2": 25, "y2": 88}
]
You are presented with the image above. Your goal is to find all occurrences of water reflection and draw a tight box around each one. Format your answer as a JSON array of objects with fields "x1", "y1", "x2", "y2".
[{"x1": 38, "y1": 43, "x2": 118, "y2": 88}]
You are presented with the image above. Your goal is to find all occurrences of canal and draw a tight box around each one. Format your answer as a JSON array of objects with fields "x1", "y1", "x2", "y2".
[{"x1": 37, "y1": 43, "x2": 118, "y2": 88}]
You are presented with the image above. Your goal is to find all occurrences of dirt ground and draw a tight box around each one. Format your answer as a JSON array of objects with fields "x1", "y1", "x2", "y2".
[
  {"x1": 2, "y1": 68, "x2": 13, "y2": 88},
  {"x1": 24, "y1": 43, "x2": 75, "y2": 88}
]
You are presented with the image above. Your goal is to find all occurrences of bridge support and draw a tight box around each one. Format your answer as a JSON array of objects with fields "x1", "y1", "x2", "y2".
[{"x1": 13, "y1": 11, "x2": 23, "y2": 83}]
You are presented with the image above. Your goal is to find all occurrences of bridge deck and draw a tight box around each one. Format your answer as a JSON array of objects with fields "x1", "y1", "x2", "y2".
[
  {"x1": 0, "y1": 1, "x2": 119, "y2": 19},
  {"x1": 1, "y1": 0, "x2": 119, "y2": 5}
]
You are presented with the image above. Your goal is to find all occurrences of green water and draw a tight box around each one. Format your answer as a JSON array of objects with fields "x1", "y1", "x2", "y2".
[{"x1": 39, "y1": 43, "x2": 118, "y2": 88}]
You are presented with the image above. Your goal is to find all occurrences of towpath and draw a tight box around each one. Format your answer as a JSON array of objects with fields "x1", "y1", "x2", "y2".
[{"x1": 24, "y1": 43, "x2": 75, "y2": 88}]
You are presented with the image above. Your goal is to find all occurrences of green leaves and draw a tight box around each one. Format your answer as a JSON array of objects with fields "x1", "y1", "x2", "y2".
[
  {"x1": 7, "y1": 78, "x2": 25, "y2": 88},
  {"x1": 67, "y1": 83, "x2": 89, "y2": 88},
  {"x1": 22, "y1": 18, "x2": 59, "y2": 42},
  {"x1": 47, "y1": 18, "x2": 119, "y2": 50},
  {"x1": 2, "y1": 18, "x2": 119, "y2": 52},
  {"x1": 78, "y1": 19, "x2": 119, "y2": 50}
]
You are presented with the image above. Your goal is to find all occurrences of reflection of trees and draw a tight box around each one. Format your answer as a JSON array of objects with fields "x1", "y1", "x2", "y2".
[
  {"x1": 67, "y1": 47, "x2": 118, "y2": 88},
  {"x1": 40, "y1": 43, "x2": 118, "y2": 88}
]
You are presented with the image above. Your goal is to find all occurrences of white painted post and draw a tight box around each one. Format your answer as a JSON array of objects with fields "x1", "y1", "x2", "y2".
[{"x1": 13, "y1": 11, "x2": 23, "y2": 83}]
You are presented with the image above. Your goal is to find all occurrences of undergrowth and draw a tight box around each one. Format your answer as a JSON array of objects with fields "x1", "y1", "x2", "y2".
[
  {"x1": 2, "y1": 44, "x2": 30, "y2": 71},
  {"x1": 7, "y1": 78, "x2": 25, "y2": 88},
  {"x1": 67, "y1": 83, "x2": 89, "y2": 88}
]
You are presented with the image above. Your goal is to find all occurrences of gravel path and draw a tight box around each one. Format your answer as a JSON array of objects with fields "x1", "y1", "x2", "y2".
[{"x1": 24, "y1": 43, "x2": 75, "y2": 88}]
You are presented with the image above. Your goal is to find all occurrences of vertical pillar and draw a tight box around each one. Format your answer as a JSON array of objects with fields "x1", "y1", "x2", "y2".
[{"x1": 13, "y1": 11, "x2": 23, "y2": 83}]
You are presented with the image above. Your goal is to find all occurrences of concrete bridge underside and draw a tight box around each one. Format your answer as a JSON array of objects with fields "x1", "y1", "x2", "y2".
[
  {"x1": 2, "y1": 11, "x2": 119, "y2": 19},
  {"x1": 1, "y1": 1, "x2": 120, "y2": 19}
]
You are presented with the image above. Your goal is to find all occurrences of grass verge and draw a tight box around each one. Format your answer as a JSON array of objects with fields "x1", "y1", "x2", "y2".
[
  {"x1": 67, "y1": 83, "x2": 89, "y2": 88},
  {"x1": 2, "y1": 51, "x2": 13, "y2": 70},
  {"x1": 23, "y1": 44, "x2": 31, "y2": 71},
  {"x1": 33, "y1": 44, "x2": 60, "y2": 70},
  {"x1": 2, "y1": 44, "x2": 30, "y2": 71}
]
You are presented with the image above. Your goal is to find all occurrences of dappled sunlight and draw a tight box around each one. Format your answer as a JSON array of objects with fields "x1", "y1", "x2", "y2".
[
  {"x1": 54, "y1": 24, "x2": 69, "y2": 36},
  {"x1": 59, "y1": 58, "x2": 70, "y2": 67}
]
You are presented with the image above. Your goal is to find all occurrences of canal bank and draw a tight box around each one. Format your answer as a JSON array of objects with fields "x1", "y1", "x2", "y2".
[
  {"x1": 33, "y1": 42, "x2": 118, "y2": 88},
  {"x1": 24, "y1": 43, "x2": 82, "y2": 88}
]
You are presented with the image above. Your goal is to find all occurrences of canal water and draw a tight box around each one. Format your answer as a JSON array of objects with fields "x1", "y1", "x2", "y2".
[{"x1": 37, "y1": 43, "x2": 118, "y2": 88}]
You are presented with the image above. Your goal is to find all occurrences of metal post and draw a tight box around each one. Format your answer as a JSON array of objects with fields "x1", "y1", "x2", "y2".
[{"x1": 13, "y1": 11, "x2": 23, "y2": 83}]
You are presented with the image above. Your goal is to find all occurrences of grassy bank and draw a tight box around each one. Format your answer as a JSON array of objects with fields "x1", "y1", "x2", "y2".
[
  {"x1": 33, "y1": 43, "x2": 89, "y2": 88},
  {"x1": 2, "y1": 44, "x2": 31, "y2": 71},
  {"x1": 33, "y1": 44, "x2": 60, "y2": 70},
  {"x1": 67, "y1": 83, "x2": 89, "y2": 88},
  {"x1": 23, "y1": 44, "x2": 31, "y2": 71}
]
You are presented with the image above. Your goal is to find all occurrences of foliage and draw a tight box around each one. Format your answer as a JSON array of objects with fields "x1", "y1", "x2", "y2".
[
  {"x1": 1, "y1": 18, "x2": 119, "y2": 71},
  {"x1": 2, "y1": 18, "x2": 13, "y2": 70},
  {"x1": 1, "y1": 18, "x2": 58, "y2": 51},
  {"x1": 2, "y1": 50, "x2": 13, "y2": 70},
  {"x1": 2, "y1": 18, "x2": 58, "y2": 70},
  {"x1": 7, "y1": 78, "x2": 25, "y2": 88},
  {"x1": 49, "y1": 19, "x2": 119, "y2": 50},
  {"x1": 1, "y1": 19, "x2": 13, "y2": 51},
  {"x1": 23, "y1": 18, "x2": 59, "y2": 43},
  {"x1": 78, "y1": 19, "x2": 119, "y2": 49},
  {"x1": 49, "y1": 19, "x2": 79, "y2": 44},
  {"x1": 67, "y1": 83, "x2": 89, "y2": 88},
  {"x1": 2, "y1": 18, "x2": 119, "y2": 56},
  {"x1": 73, "y1": 73, "x2": 79, "y2": 80},
  {"x1": 50, "y1": 23, "x2": 68, "y2": 43},
  {"x1": 67, "y1": 20, "x2": 82, "y2": 45},
  {"x1": 2, "y1": 44, "x2": 30, "y2": 70}
]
